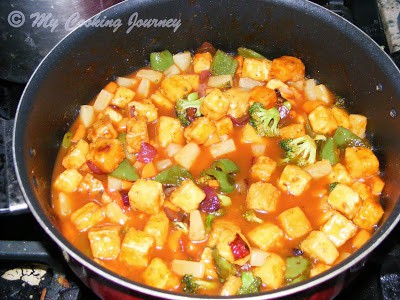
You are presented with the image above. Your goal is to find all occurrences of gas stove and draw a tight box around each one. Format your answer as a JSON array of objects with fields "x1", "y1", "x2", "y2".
[{"x1": 1, "y1": 0, "x2": 400, "y2": 299}]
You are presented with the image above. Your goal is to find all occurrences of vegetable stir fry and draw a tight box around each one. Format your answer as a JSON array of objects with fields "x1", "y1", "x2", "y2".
[{"x1": 52, "y1": 42, "x2": 385, "y2": 296}]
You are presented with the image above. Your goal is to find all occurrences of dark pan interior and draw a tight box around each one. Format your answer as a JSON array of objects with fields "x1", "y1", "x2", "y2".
[{"x1": 13, "y1": 0, "x2": 400, "y2": 298}]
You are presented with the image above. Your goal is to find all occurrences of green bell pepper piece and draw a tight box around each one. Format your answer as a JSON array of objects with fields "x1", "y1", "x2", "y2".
[
  {"x1": 110, "y1": 159, "x2": 139, "y2": 181},
  {"x1": 237, "y1": 47, "x2": 266, "y2": 59},
  {"x1": 154, "y1": 165, "x2": 193, "y2": 186},
  {"x1": 150, "y1": 50, "x2": 173, "y2": 71},
  {"x1": 117, "y1": 132, "x2": 127, "y2": 144},
  {"x1": 62, "y1": 132, "x2": 73, "y2": 148},
  {"x1": 285, "y1": 256, "x2": 311, "y2": 285},
  {"x1": 210, "y1": 50, "x2": 238, "y2": 77},
  {"x1": 205, "y1": 169, "x2": 236, "y2": 193},
  {"x1": 333, "y1": 126, "x2": 368, "y2": 148},
  {"x1": 205, "y1": 214, "x2": 215, "y2": 233},
  {"x1": 187, "y1": 92, "x2": 199, "y2": 101},
  {"x1": 211, "y1": 159, "x2": 239, "y2": 174},
  {"x1": 212, "y1": 248, "x2": 236, "y2": 281},
  {"x1": 320, "y1": 137, "x2": 339, "y2": 165}
]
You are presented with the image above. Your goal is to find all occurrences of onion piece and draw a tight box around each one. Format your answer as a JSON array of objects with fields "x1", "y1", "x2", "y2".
[
  {"x1": 251, "y1": 143, "x2": 267, "y2": 157},
  {"x1": 164, "y1": 64, "x2": 181, "y2": 77},
  {"x1": 137, "y1": 78, "x2": 150, "y2": 98},
  {"x1": 239, "y1": 77, "x2": 264, "y2": 90},
  {"x1": 249, "y1": 248, "x2": 269, "y2": 266},
  {"x1": 79, "y1": 105, "x2": 94, "y2": 128},
  {"x1": 107, "y1": 176, "x2": 122, "y2": 191},
  {"x1": 207, "y1": 75, "x2": 233, "y2": 88},
  {"x1": 136, "y1": 69, "x2": 163, "y2": 83},
  {"x1": 116, "y1": 77, "x2": 138, "y2": 88},
  {"x1": 156, "y1": 159, "x2": 173, "y2": 171},
  {"x1": 173, "y1": 51, "x2": 192, "y2": 71},
  {"x1": 93, "y1": 89, "x2": 113, "y2": 111},
  {"x1": 209, "y1": 139, "x2": 236, "y2": 158},
  {"x1": 171, "y1": 259, "x2": 205, "y2": 278},
  {"x1": 303, "y1": 159, "x2": 332, "y2": 179},
  {"x1": 166, "y1": 143, "x2": 183, "y2": 157},
  {"x1": 189, "y1": 210, "x2": 206, "y2": 241}
]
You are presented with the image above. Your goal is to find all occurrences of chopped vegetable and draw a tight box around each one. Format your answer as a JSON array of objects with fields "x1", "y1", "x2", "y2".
[
  {"x1": 237, "y1": 47, "x2": 266, "y2": 59},
  {"x1": 205, "y1": 169, "x2": 236, "y2": 193},
  {"x1": 205, "y1": 214, "x2": 215, "y2": 233},
  {"x1": 199, "y1": 186, "x2": 221, "y2": 213},
  {"x1": 172, "y1": 221, "x2": 189, "y2": 234},
  {"x1": 333, "y1": 126, "x2": 369, "y2": 148},
  {"x1": 280, "y1": 135, "x2": 317, "y2": 166},
  {"x1": 150, "y1": 50, "x2": 174, "y2": 71},
  {"x1": 110, "y1": 159, "x2": 139, "y2": 181},
  {"x1": 237, "y1": 272, "x2": 262, "y2": 295},
  {"x1": 243, "y1": 210, "x2": 263, "y2": 223},
  {"x1": 62, "y1": 132, "x2": 73, "y2": 148},
  {"x1": 335, "y1": 95, "x2": 346, "y2": 108},
  {"x1": 229, "y1": 234, "x2": 250, "y2": 260},
  {"x1": 217, "y1": 194, "x2": 232, "y2": 206},
  {"x1": 181, "y1": 274, "x2": 219, "y2": 294},
  {"x1": 117, "y1": 132, "x2": 126, "y2": 144},
  {"x1": 320, "y1": 137, "x2": 339, "y2": 165},
  {"x1": 212, "y1": 248, "x2": 236, "y2": 281},
  {"x1": 211, "y1": 159, "x2": 240, "y2": 174},
  {"x1": 329, "y1": 182, "x2": 339, "y2": 192},
  {"x1": 154, "y1": 165, "x2": 194, "y2": 186},
  {"x1": 137, "y1": 142, "x2": 158, "y2": 163},
  {"x1": 210, "y1": 50, "x2": 238, "y2": 77},
  {"x1": 285, "y1": 256, "x2": 311, "y2": 285},
  {"x1": 175, "y1": 93, "x2": 202, "y2": 126},
  {"x1": 249, "y1": 102, "x2": 280, "y2": 137}
]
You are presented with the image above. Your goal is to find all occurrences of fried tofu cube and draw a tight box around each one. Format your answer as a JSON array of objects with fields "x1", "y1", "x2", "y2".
[
  {"x1": 224, "y1": 88, "x2": 251, "y2": 119},
  {"x1": 321, "y1": 213, "x2": 357, "y2": 247},
  {"x1": 127, "y1": 99, "x2": 158, "y2": 123},
  {"x1": 54, "y1": 169, "x2": 83, "y2": 193},
  {"x1": 349, "y1": 114, "x2": 367, "y2": 138},
  {"x1": 300, "y1": 231, "x2": 339, "y2": 265},
  {"x1": 156, "y1": 116, "x2": 184, "y2": 147},
  {"x1": 351, "y1": 182, "x2": 372, "y2": 201},
  {"x1": 200, "y1": 88, "x2": 230, "y2": 120},
  {"x1": 86, "y1": 138, "x2": 125, "y2": 173},
  {"x1": 278, "y1": 165, "x2": 312, "y2": 196},
  {"x1": 240, "y1": 123, "x2": 264, "y2": 143},
  {"x1": 216, "y1": 117, "x2": 234, "y2": 137},
  {"x1": 351, "y1": 229, "x2": 371, "y2": 249},
  {"x1": 87, "y1": 116, "x2": 118, "y2": 142},
  {"x1": 247, "y1": 223, "x2": 284, "y2": 251},
  {"x1": 328, "y1": 163, "x2": 352, "y2": 184},
  {"x1": 173, "y1": 142, "x2": 201, "y2": 170},
  {"x1": 77, "y1": 173, "x2": 104, "y2": 194},
  {"x1": 269, "y1": 56, "x2": 305, "y2": 82},
  {"x1": 62, "y1": 139, "x2": 89, "y2": 170},
  {"x1": 193, "y1": 52, "x2": 213, "y2": 74},
  {"x1": 310, "y1": 263, "x2": 331, "y2": 277},
  {"x1": 142, "y1": 258, "x2": 180, "y2": 290},
  {"x1": 105, "y1": 202, "x2": 128, "y2": 225},
  {"x1": 150, "y1": 90, "x2": 174, "y2": 111},
  {"x1": 125, "y1": 116, "x2": 149, "y2": 154},
  {"x1": 170, "y1": 179, "x2": 205, "y2": 212},
  {"x1": 279, "y1": 123, "x2": 306, "y2": 139},
  {"x1": 344, "y1": 147, "x2": 379, "y2": 179},
  {"x1": 184, "y1": 117, "x2": 216, "y2": 144},
  {"x1": 119, "y1": 228, "x2": 155, "y2": 267},
  {"x1": 128, "y1": 179, "x2": 165, "y2": 214},
  {"x1": 308, "y1": 106, "x2": 338, "y2": 135},
  {"x1": 249, "y1": 86, "x2": 277, "y2": 107},
  {"x1": 277, "y1": 207, "x2": 312, "y2": 239},
  {"x1": 353, "y1": 199, "x2": 384, "y2": 230},
  {"x1": 331, "y1": 107, "x2": 350, "y2": 129},
  {"x1": 88, "y1": 224, "x2": 121, "y2": 260},
  {"x1": 111, "y1": 86, "x2": 135, "y2": 108},
  {"x1": 253, "y1": 253, "x2": 285, "y2": 289},
  {"x1": 370, "y1": 175, "x2": 385, "y2": 195},
  {"x1": 242, "y1": 58, "x2": 272, "y2": 82},
  {"x1": 246, "y1": 182, "x2": 280, "y2": 212},
  {"x1": 104, "y1": 107, "x2": 123, "y2": 123},
  {"x1": 70, "y1": 202, "x2": 105, "y2": 231},
  {"x1": 180, "y1": 74, "x2": 199, "y2": 90},
  {"x1": 328, "y1": 184, "x2": 361, "y2": 219},
  {"x1": 144, "y1": 211, "x2": 169, "y2": 248},
  {"x1": 250, "y1": 156, "x2": 277, "y2": 182},
  {"x1": 161, "y1": 75, "x2": 192, "y2": 102}
]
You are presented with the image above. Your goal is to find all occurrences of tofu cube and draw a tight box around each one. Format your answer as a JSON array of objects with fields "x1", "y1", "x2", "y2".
[
  {"x1": 351, "y1": 229, "x2": 371, "y2": 249},
  {"x1": 150, "y1": 90, "x2": 174, "y2": 111},
  {"x1": 111, "y1": 86, "x2": 135, "y2": 108},
  {"x1": 156, "y1": 116, "x2": 184, "y2": 147},
  {"x1": 104, "y1": 107, "x2": 123, "y2": 123},
  {"x1": 127, "y1": 99, "x2": 158, "y2": 123},
  {"x1": 128, "y1": 179, "x2": 165, "y2": 214},
  {"x1": 193, "y1": 52, "x2": 213, "y2": 73},
  {"x1": 242, "y1": 58, "x2": 272, "y2": 82},
  {"x1": 344, "y1": 147, "x2": 379, "y2": 179},
  {"x1": 54, "y1": 169, "x2": 83, "y2": 193},
  {"x1": 370, "y1": 175, "x2": 385, "y2": 195},
  {"x1": 105, "y1": 202, "x2": 128, "y2": 225},
  {"x1": 70, "y1": 202, "x2": 105, "y2": 231},
  {"x1": 215, "y1": 117, "x2": 234, "y2": 137},
  {"x1": 269, "y1": 56, "x2": 305, "y2": 82},
  {"x1": 331, "y1": 107, "x2": 350, "y2": 129},
  {"x1": 308, "y1": 106, "x2": 338, "y2": 135},
  {"x1": 62, "y1": 139, "x2": 89, "y2": 169},
  {"x1": 209, "y1": 139, "x2": 236, "y2": 158},
  {"x1": 125, "y1": 116, "x2": 149, "y2": 154},
  {"x1": 86, "y1": 138, "x2": 125, "y2": 173},
  {"x1": 253, "y1": 253, "x2": 285, "y2": 289},
  {"x1": 327, "y1": 184, "x2": 361, "y2": 219},
  {"x1": 349, "y1": 114, "x2": 367, "y2": 138},
  {"x1": 200, "y1": 88, "x2": 230, "y2": 121},
  {"x1": 279, "y1": 123, "x2": 306, "y2": 139},
  {"x1": 277, "y1": 207, "x2": 312, "y2": 239},
  {"x1": 77, "y1": 173, "x2": 104, "y2": 194},
  {"x1": 328, "y1": 163, "x2": 352, "y2": 184},
  {"x1": 250, "y1": 156, "x2": 277, "y2": 182},
  {"x1": 87, "y1": 116, "x2": 118, "y2": 142},
  {"x1": 310, "y1": 263, "x2": 331, "y2": 277},
  {"x1": 88, "y1": 224, "x2": 122, "y2": 260},
  {"x1": 224, "y1": 88, "x2": 251, "y2": 119},
  {"x1": 353, "y1": 199, "x2": 384, "y2": 230},
  {"x1": 278, "y1": 165, "x2": 312, "y2": 196},
  {"x1": 180, "y1": 75, "x2": 199, "y2": 90},
  {"x1": 247, "y1": 223, "x2": 284, "y2": 251},
  {"x1": 144, "y1": 211, "x2": 170, "y2": 247},
  {"x1": 249, "y1": 86, "x2": 277, "y2": 108},
  {"x1": 119, "y1": 228, "x2": 155, "y2": 267},
  {"x1": 184, "y1": 117, "x2": 216, "y2": 144},
  {"x1": 170, "y1": 179, "x2": 205, "y2": 212},
  {"x1": 351, "y1": 182, "x2": 372, "y2": 201},
  {"x1": 142, "y1": 258, "x2": 180, "y2": 290},
  {"x1": 161, "y1": 75, "x2": 193, "y2": 102},
  {"x1": 240, "y1": 123, "x2": 264, "y2": 144},
  {"x1": 321, "y1": 213, "x2": 357, "y2": 247},
  {"x1": 173, "y1": 142, "x2": 201, "y2": 170},
  {"x1": 246, "y1": 182, "x2": 280, "y2": 212},
  {"x1": 300, "y1": 231, "x2": 339, "y2": 265}
]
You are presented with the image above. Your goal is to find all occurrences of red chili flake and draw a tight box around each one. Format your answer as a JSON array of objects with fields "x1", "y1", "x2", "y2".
[
  {"x1": 86, "y1": 160, "x2": 104, "y2": 174},
  {"x1": 200, "y1": 70, "x2": 211, "y2": 83},
  {"x1": 129, "y1": 105, "x2": 136, "y2": 118},
  {"x1": 137, "y1": 142, "x2": 157, "y2": 163},
  {"x1": 199, "y1": 186, "x2": 220, "y2": 213},
  {"x1": 120, "y1": 191, "x2": 130, "y2": 207},
  {"x1": 229, "y1": 114, "x2": 249, "y2": 126},
  {"x1": 229, "y1": 234, "x2": 250, "y2": 260}
]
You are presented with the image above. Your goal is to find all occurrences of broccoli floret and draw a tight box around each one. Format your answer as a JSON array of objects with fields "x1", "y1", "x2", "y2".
[
  {"x1": 181, "y1": 274, "x2": 219, "y2": 294},
  {"x1": 237, "y1": 272, "x2": 262, "y2": 295},
  {"x1": 175, "y1": 93, "x2": 202, "y2": 126},
  {"x1": 249, "y1": 102, "x2": 280, "y2": 137},
  {"x1": 243, "y1": 210, "x2": 263, "y2": 223},
  {"x1": 280, "y1": 135, "x2": 317, "y2": 166}
]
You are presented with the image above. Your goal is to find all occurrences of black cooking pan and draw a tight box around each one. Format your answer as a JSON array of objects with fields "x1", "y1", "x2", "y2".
[{"x1": 12, "y1": 0, "x2": 400, "y2": 299}]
